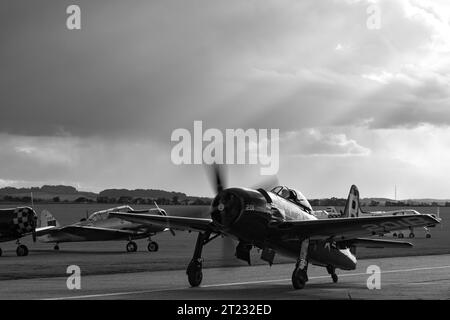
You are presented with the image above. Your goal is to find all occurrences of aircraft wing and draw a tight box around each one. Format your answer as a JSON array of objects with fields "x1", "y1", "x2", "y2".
[
  {"x1": 109, "y1": 212, "x2": 214, "y2": 232},
  {"x1": 337, "y1": 238, "x2": 413, "y2": 248},
  {"x1": 270, "y1": 214, "x2": 440, "y2": 241},
  {"x1": 36, "y1": 225, "x2": 144, "y2": 237},
  {"x1": 35, "y1": 226, "x2": 57, "y2": 235}
]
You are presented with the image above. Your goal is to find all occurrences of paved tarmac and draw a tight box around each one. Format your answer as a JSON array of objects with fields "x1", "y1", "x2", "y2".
[{"x1": 0, "y1": 254, "x2": 448, "y2": 300}]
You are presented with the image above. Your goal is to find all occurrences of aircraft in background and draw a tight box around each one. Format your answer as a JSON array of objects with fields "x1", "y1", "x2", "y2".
[
  {"x1": 312, "y1": 207, "x2": 341, "y2": 219},
  {"x1": 36, "y1": 204, "x2": 173, "y2": 252},
  {"x1": 110, "y1": 165, "x2": 440, "y2": 289},
  {"x1": 0, "y1": 206, "x2": 38, "y2": 256},
  {"x1": 340, "y1": 186, "x2": 437, "y2": 239},
  {"x1": 370, "y1": 210, "x2": 432, "y2": 238}
]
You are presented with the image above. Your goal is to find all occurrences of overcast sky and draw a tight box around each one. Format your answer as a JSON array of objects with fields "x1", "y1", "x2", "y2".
[{"x1": 1, "y1": 0, "x2": 450, "y2": 199}]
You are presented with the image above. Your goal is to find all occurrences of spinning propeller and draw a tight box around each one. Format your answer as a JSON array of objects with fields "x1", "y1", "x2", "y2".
[{"x1": 206, "y1": 164, "x2": 279, "y2": 263}]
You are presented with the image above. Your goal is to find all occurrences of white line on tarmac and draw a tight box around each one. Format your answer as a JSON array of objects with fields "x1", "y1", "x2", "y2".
[{"x1": 44, "y1": 265, "x2": 450, "y2": 300}]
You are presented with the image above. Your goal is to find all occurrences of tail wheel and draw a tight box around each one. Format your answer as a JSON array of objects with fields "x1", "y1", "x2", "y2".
[
  {"x1": 332, "y1": 273, "x2": 338, "y2": 283},
  {"x1": 326, "y1": 265, "x2": 338, "y2": 283},
  {"x1": 16, "y1": 245, "x2": 29, "y2": 257},
  {"x1": 126, "y1": 241, "x2": 138, "y2": 253},
  {"x1": 426, "y1": 233, "x2": 431, "y2": 239},
  {"x1": 54, "y1": 244, "x2": 60, "y2": 251},
  {"x1": 147, "y1": 241, "x2": 159, "y2": 252},
  {"x1": 292, "y1": 268, "x2": 307, "y2": 290}
]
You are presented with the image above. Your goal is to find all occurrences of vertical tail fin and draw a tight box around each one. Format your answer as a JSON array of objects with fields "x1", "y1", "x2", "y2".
[
  {"x1": 39, "y1": 210, "x2": 60, "y2": 228},
  {"x1": 343, "y1": 185, "x2": 362, "y2": 218}
]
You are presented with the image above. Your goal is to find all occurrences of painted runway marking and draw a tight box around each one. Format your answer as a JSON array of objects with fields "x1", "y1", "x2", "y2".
[{"x1": 44, "y1": 265, "x2": 450, "y2": 300}]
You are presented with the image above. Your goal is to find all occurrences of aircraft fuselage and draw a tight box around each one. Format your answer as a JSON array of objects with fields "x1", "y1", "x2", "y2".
[
  {"x1": 212, "y1": 188, "x2": 357, "y2": 270},
  {"x1": 0, "y1": 207, "x2": 37, "y2": 242}
]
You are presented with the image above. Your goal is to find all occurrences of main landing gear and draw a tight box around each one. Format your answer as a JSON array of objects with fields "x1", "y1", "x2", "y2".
[
  {"x1": 126, "y1": 237, "x2": 160, "y2": 253},
  {"x1": 327, "y1": 265, "x2": 338, "y2": 283},
  {"x1": 147, "y1": 240, "x2": 159, "y2": 252},
  {"x1": 16, "y1": 240, "x2": 29, "y2": 257},
  {"x1": 126, "y1": 241, "x2": 138, "y2": 252},
  {"x1": 292, "y1": 239, "x2": 309, "y2": 290},
  {"x1": 187, "y1": 231, "x2": 219, "y2": 287},
  {"x1": 0, "y1": 246, "x2": 28, "y2": 257},
  {"x1": 408, "y1": 227, "x2": 415, "y2": 238}
]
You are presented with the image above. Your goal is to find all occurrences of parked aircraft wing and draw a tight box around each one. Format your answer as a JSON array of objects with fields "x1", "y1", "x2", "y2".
[
  {"x1": 270, "y1": 214, "x2": 440, "y2": 241},
  {"x1": 35, "y1": 226, "x2": 57, "y2": 235},
  {"x1": 109, "y1": 212, "x2": 214, "y2": 232},
  {"x1": 37, "y1": 225, "x2": 143, "y2": 238},
  {"x1": 337, "y1": 238, "x2": 413, "y2": 248}
]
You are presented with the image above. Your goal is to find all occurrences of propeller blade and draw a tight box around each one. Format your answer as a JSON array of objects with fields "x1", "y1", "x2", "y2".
[{"x1": 209, "y1": 163, "x2": 226, "y2": 194}]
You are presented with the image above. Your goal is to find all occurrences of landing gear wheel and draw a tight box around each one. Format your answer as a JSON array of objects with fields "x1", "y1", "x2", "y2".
[
  {"x1": 292, "y1": 268, "x2": 307, "y2": 290},
  {"x1": 331, "y1": 273, "x2": 338, "y2": 283},
  {"x1": 186, "y1": 232, "x2": 212, "y2": 287},
  {"x1": 408, "y1": 233, "x2": 415, "y2": 238},
  {"x1": 147, "y1": 241, "x2": 159, "y2": 252},
  {"x1": 393, "y1": 233, "x2": 397, "y2": 237},
  {"x1": 187, "y1": 261, "x2": 203, "y2": 287},
  {"x1": 326, "y1": 265, "x2": 338, "y2": 283},
  {"x1": 16, "y1": 245, "x2": 29, "y2": 257},
  {"x1": 426, "y1": 233, "x2": 431, "y2": 239},
  {"x1": 54, "y1": 244, "x2": 60, "y2": 251},
  {"x1": 126, "y1": 241, "x2": 137, "y2": 252},
  {"x1": 398, "y1": 233, "x2": 404, "y2": 238}
]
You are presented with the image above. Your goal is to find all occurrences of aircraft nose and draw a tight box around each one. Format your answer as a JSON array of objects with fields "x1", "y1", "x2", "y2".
[{"x1": 211, "y1": 190, "x2": 243, "y2": 228}]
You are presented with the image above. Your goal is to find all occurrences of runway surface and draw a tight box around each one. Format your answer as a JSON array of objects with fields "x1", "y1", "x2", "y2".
[{"x1": 0, "y1": 254, "x2": 449, "y2": 299}]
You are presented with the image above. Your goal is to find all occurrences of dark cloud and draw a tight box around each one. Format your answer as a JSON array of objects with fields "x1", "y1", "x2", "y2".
[
  {"x1": 1, "y1": 0, "x2": 450, "y2": 197},
  {"x1": 4, "y1": 0, "x2": 444, "y2": 139}
]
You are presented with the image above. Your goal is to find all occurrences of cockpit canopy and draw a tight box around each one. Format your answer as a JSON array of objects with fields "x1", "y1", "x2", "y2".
[
  {"x1": 87, "y1": 205, "x2": 132, "y2": 222},
  {"x1": 270, "y1": 186, "x2": 312, "y2": 211}
]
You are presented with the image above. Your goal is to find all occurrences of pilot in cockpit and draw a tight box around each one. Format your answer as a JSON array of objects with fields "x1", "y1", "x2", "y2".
[{"x1": 271, "y1": 186, "x2": 313, "y2": 212}]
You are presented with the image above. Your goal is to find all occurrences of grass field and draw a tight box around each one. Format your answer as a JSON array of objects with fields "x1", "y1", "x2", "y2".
[{"x1": 0, "y1": 204, "x2": 448, "y2": 280}]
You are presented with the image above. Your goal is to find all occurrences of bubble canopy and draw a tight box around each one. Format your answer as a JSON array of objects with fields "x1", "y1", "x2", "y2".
[
  {"x1": 87, "y1": 205, "x2": 132, "y2": 222},
  {"x1": 270, "y1": 186, "x2": 312, "y2": 211}
]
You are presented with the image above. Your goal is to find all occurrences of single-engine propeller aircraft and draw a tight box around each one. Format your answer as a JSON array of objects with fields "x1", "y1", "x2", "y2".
[
  {"x1": 36, "y1": 204, "x2": 174, "y2": 252},
  {"x1": 110, "y1": 166, "x2": 440, "y2": 289},
  {"x1": 364, "y1": 209, "x2": 433, "y2": 239},
  {"x1": 340, "y1": 186, "x2": 437, "y2": 239},
  {"x1": 0, "y1": 206, "x2": 38, "y2": 256}
]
